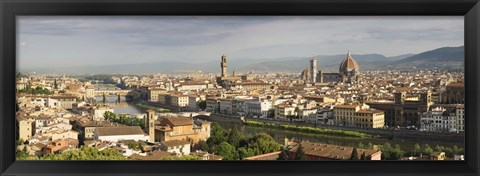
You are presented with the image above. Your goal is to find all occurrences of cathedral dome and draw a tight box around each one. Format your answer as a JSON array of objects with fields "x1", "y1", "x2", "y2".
[{"x1": 339, "y1": 51, "x2": 359, "y2": 73}]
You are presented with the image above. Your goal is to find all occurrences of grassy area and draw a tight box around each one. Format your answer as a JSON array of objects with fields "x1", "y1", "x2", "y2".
[
  {"x1": 135, "y1": 102, "x2": 170, "y2": 113},
  {"x1": 243, "y1": 120, "x2": 370, "y2": 138}
]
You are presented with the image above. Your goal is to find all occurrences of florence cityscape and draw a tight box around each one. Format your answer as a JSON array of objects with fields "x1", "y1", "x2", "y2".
[{"x1": 15, "y1": 16, "x2": 465, "y2": 160}]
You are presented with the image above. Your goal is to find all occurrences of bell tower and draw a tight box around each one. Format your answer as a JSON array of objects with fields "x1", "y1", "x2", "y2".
[
  {"x1": 221, "y1": 54, "x2": 228, "y2": 77},
  {"x1": 145, "y1": 109, "x2": 156, "y2": 142}
]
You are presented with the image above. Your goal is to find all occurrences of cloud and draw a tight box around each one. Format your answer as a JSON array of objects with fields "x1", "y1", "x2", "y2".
[{"x1": 17, "y1": 16, "x2": 464, "y2": 69}]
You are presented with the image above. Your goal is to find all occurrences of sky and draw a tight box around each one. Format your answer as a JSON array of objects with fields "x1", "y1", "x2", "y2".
[{"x1": 17, "y1": 16, "x2": 464, "y2": 69}]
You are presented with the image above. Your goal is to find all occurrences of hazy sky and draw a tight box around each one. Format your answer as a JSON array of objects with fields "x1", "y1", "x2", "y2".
[{"x1": 17, "y1": 16, "x2": 463, "y2": 69}]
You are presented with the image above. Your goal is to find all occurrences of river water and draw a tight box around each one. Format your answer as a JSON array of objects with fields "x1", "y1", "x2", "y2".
[
  {"x1": 95, "y1": 96, "x2": 145, "y2": 115},
  {"x1": 95, "y1": 95, "x2": 464, "y2": 152}
]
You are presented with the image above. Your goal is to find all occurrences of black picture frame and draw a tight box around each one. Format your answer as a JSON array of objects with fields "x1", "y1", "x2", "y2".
[{"x1": 1, "y1": 0, "x2": 479, "y2": 176}]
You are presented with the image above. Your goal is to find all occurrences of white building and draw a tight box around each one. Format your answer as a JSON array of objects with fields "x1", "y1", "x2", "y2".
[
  {"x1": 316, "y1": 110, "x2": 334, "y2": 125},
  {"x1": 245, "y1": 100, "x2": 272, "y2": 118},
  {"x1": 160, "y1": 140, "x2": 191, "y2": 155},
  {"x1": 298, "y1": 108, "x2": 317, "y2": 123},
  {"x1": 95, "y1": 126, "x2": 147, "y2": 142},
  {"x1": 455, "y1": 104, "x2": 465, "y2": 132},
  {"x1": 420, "y1": 107, "x2": 457, "y2": 132}
]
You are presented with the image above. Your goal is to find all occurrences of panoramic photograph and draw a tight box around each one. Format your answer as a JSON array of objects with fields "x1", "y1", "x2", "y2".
[{"x1": 15, "y1": 16, "x2": 465, "y2": 161}]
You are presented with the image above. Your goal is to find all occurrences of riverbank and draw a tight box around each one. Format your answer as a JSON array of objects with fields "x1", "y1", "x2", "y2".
[
  {"x1": 244, "y1": 120, "x2": 370, "y2": 138},
  {"x1": 134, "y1": 102, "x2": 171, "y2": 113}
]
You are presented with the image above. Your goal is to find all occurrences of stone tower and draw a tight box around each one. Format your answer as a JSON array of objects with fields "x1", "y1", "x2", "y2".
[
  {"x1": 310, "y1": 58, "x2": 317, "y2": 83},
  {"x1": 145, "y1": 109, "x2": 156, "y2": 142},
  {"x1": 221, "y1": 54, "x2": 228, "y2": 77}
]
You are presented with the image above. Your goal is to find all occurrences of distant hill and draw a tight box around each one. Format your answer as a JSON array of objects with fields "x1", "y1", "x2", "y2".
[
  {"x1": 379, "y1": 46, "x2": 464, "y2": 71},
  {"x1": 21, "y1": 46, "x2": 464, "y2": 74}
]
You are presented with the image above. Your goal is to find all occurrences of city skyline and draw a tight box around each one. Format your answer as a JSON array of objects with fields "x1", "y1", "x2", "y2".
[{"x1": 17, "y1": 16, "x2": 463, "y2": 70}]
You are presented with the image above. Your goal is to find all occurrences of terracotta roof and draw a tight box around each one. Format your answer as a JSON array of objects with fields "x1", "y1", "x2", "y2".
[
  {"x1": 447, "y1": 82, "x2": 464, "y2": 87},
  {"x1": 96, "y1": 126, "x2": 144, "y2": 136},
  {"x1": 130, "y1": 150, "x2": 173, "y2": 160},
  {"x1": 244, "y1": 151, "x2": 281, "y2": 160},
  {"x1": 288, "y1": 141, "x2": 380, "y2": 160},
  {"x1": 334, "y1": 104, "x2": 358, "y2": 109},
  {"x1": 163, "y1": 116, "x2": 193, "y2": 126},
  {"x1": 339, "y1": 51, "x2": 359, "y2": 72},
  {"x1": 357, "y1": 109, "x2": 384, "y2": 114}
]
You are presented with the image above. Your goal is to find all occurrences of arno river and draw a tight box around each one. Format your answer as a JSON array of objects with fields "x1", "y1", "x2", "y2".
[{"x1": 98, "y1": 95, "x2": 464, "y2": 152}]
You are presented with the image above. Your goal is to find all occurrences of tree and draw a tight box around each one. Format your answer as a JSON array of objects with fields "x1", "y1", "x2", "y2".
[
  {"x1": 357, "y1": 142, "x2": 365, "y2": 149},
  {"x1": 214, "y1": 142, "x2": 238, "y2": 160},
  {"x1": 360, "y1": 151, "x2": 367, "y2": 160},
  {"x1": 277, "y1": 147, "x2": 289, "y2": 160},
  {"x1": 38, "y1": 146, "x2": 127, "y2": 160},
  {"x1": 452, "y1": 145, "x2": 463, "y2": 155},
  {"x1": 248, "y1": 133, "x2": 281, "y2": 155},
  {"x1": 193, "y1": 140, "x2": 209, "y2": 152},
  {"x1": 206, "y1": 123, "x2": 228, "y2": 150},
  {"x1": 367, "y1": 143, "x2": 373, "y2": 149},
  {"x1": 444, "y1": 147, "x2": 454, "y2": 158},
  {"x1": 238, "y1": 147, "x2": 255, "y2": 160},
  {"x1": 294, "y1": 143, "x2": 307, "y2": 160},
  {"x1": 350, "y1": 147, "x2": 359, "y2": 160},
  {"x1": 227, "y1": 126, "x2": 244, "y2": 148},
  {"x1": 391, "y1": 144, "x2": 405, "y2": 160},
  {"x1": 197, "y1": 101, "x2": 207, "y2": 110},
  {"x1": 422, "y1": 144, "x2": 433, "y2": 157},
  {"x1": 411, "y1": 144, "x2": 421, "y2": 157},
  {"x1": 434, "y1": 145, "x2": 444, "y2": 152},
  {"x1": 380, "y1": 143, "x2": 393, "y2": 160}
]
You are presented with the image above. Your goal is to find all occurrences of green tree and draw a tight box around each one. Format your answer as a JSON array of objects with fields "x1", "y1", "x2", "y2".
[
  {"x1": 214, "y1": 142, "x2": 238, "y2": 160},
  {"x1": 410, "y1": 144, "x2": 421, "y2": 157},
  {"x1": 360, "y1": 151, "x2": 367, "y2": 160},
  {"x1": 350, "y1": 147, "x2": 359, "y2": 160},
  {"x1": 422, "y1": 144, "x2": 433, "y2": 156},
  {"x1": 197, "y1": 101, "x2": 207, "y2": 110},
  {"x1": 238, "y1": 147, "x2": 255, "y2": 160},
  {"x1": 434, "y1": 145, "x2": 444, "y2": 152},
  {"x1": 294, "y1": 143, "x2": 307, "y2": 160},
  {"x1": 444, "y1": 147, "x2": 454, "y2": 158},
  {"x1": 452, "y1": 145, "x2": 463, "y2": 155},
  {"x1": 380, "y1": 143, "x2": 393, "y2": 160},
  {"x1": 193, "y1": 140, "x2": 209, "y2": 152},
  {"x1": 391, "y1": 144, "x2": 405, "y2": 160},
  {"x1": 367, "y1": 143, "x2": 373, "y2": 149},
  {"x1": 38, "y1": 146, "x2": 127, "y2": 160},
  {"x1": 248, "y1": 133, "x2": 281, "y2": 155},
  {"x1": 206, "y1": 123, "x2": 228, "y2": 150},
  {"x1": 227, "y1": 126, "x2": 244, "y2": 148},
  {"x1": 357, "y1": 142, "x2": 365, "y2": 149},
  {"x1": 277, "y1": 147, "x2": 289, "y2": 160}
]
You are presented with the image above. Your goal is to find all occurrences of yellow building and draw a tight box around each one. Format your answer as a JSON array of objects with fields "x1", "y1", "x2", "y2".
[
  {"x1": 239, "y1": 82, "x2": 271, "y2": 91},
  {"x1": 148, "y1": 89, "x2": 166, "y2": 102},
  {"x1": 155, "y1": 116, "x2": 211, "y2": 144},
  {"x1": 334, "y1": 104, "x2": 385, "y2": 128},
  {"x1": 17, "y1": 116, "x2": 35, "y2": 141},
  {"x1": 170, "y1": 94, "x2": 189, "y2": 107}
]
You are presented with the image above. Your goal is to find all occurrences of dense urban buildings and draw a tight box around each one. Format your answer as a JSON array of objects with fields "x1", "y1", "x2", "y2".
[{"x1": 15, "y1": 51, "x2": 465, "y2": 161}]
